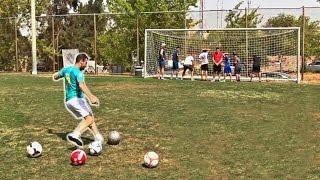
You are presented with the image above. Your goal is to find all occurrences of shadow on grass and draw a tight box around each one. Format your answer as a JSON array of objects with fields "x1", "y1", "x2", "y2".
[
  {"x1": 47, "y1": 129, "x2": 94, "y2": 145},
  {"x1": 141, "y1": 163, "x2": 157, "y2": 169}
]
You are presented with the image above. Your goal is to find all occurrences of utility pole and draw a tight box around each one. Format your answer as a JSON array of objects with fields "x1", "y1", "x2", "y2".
[
  {"x1": 31, "y1": 0, "x2": 37, "y2": 74},
  {"x1": 200, "y1": 0, "x2": 204, "y2": 29}
]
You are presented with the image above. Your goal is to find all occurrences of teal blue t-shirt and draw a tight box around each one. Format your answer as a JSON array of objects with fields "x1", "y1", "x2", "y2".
[{"x1": 58, "y1": 66, "x2": 84, "y2": 101}]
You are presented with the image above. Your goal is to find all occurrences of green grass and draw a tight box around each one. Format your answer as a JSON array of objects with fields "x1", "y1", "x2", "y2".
[{"x1": 0, "y1": 74, "x2": 320, "y2": 179}]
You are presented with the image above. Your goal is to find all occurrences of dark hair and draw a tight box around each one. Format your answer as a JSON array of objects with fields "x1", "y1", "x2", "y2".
[
  {"x1": 76, "y1": 53, "x2": 89, "y2": 63},
  {"x1": 216, "y1": 47, "x2": 220, "y2": 50},
  {"x1": 202, "y1": 49, "x2": 207, "y2": 52},
  {"x1": 176, "y1": 46, "x2": 180, "y2": 49}
]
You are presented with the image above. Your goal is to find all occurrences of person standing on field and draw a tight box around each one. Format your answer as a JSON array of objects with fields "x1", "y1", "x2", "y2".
[
  {"x1": 199, "y1": 49, "x2": 209, "y2": 81},
  {"x1": 223, "y1": 53, "x2": 232, "y2": 82},
  {"x1": 212, "y1": 47, "x2": 223, "y2": 82},
  {"x1": 182, "y1": 51, "x2": 195, "y2": 81},
  {"x1": 250, "y1": 55, "x2": 262, "y2": 82},
  {"x1": 158, "y1": 43, "x2": 166, "y2": 80},
  {"x1": 171, "y1": 46, "x2": 180, "y2": 80},
  {"x1": 52, "y1": 53, "x2": 104, "y2": 149}
]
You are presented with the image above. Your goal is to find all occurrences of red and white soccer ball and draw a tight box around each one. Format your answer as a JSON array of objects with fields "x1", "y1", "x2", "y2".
[
  {"x1": 144, "y1": 151, "x2": 159, "y2": 168},
  {"x1": 70, "y1": 149, "x2": 87, "y2": 166}
]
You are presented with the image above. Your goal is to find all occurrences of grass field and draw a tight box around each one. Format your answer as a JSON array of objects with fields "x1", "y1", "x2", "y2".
[{"x1": 0, "y1": 74, "x2": 320, "y2": 179}]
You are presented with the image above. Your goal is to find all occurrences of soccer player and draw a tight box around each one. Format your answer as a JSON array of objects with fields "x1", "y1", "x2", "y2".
[
  {"x1": 250, "y1": 55, "x2": 262, "y2": 82},
  {"x1": 181, "y1": 51, "x2": 195, "y2": 81},
  {"x1": 158, "y1": 43, "x2": 166, "y2": 80},
  {"x1": 171, "y1": 46, "x2": 180, "y2": 80},
  {"x1": 199, "y1": 49, "x2": 209, "y2": 81},
  {"x1": 223, "y1": 53, "x2": 232, "y2": 82},
  {"x1": 52, "y1": 53, "x2": 103, "y2": 148},
  {"x1": 212, "y1": 47, "x2": 223, "y2": 82},
  {"x1": 233, "y1": 53, "x2": 242, "y2": 82}
]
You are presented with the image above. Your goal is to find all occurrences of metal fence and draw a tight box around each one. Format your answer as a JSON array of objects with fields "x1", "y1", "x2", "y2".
[{"x1": 0, "y1": 7, "x2": 319, "y2": 77}]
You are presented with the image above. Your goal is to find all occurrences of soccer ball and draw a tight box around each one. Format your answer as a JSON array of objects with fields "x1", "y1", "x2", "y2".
[
  {"x1": 144, "y1": 151, "x2": 159, "y2": 168},
  {"x1": 70, "y1": 149, "x2": 87, "y2": 166},
  {"x1": 26, "y1": 141, "x2": 42, "y2": 158},
  {"x1": 88, "y1": 141, "x2": 102, "y2": 155},
  {"x1": 107, "y1": 131, "x2": 121, "y2": 145}
]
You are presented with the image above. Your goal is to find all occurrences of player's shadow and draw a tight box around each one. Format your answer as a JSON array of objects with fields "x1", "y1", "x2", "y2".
[{"x1": 47, "y1": 129, "x2": 93, "y2": 150}]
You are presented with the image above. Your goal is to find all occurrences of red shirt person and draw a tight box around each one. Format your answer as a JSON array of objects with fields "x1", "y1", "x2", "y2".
[{"x1": 211, "y1": 47, "x2": 223, "y2": 82}]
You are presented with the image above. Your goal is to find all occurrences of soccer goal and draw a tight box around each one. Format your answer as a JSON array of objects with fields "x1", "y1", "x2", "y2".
[{"x1": 144, "y1": 28, "x2": 300, "y2": 83}]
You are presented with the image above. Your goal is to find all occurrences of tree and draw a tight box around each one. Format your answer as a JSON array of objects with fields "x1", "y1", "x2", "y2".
[
  {"x1": 99, "y1": 0, "x2": 197, "y2": 69},
  {"x1": 0, "y1": 0, "x2": 50, "y2": 71},
  {"x1": 34, "y1": 0, "x2": 106, "y2": 71},
  {"x1": 225, "y1": 1, "x2": 262, "y2": 28},
  {"x1": 264, "y1": 13, "x2": 320, "y2": 58}
]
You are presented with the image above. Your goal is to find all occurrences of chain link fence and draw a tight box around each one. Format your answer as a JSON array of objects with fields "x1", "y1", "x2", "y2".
[{"x1": 0, "y1": 7, "x2": 319, "y2": 77}]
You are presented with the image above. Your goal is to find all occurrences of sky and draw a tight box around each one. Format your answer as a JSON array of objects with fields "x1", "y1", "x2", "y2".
[
  {"x1": 192, "y1": 0, "x2": 320, "y2": 28},
  {"x1": 203, "y1": 0, "x2": 319, "y2": 9},
  {"x1": 80, "y1": 0, "x2": 319, "y2": 9}
]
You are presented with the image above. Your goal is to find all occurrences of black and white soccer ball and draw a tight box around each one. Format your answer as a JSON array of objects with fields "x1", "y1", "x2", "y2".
[
  {"x1": 88, "y1": 141, "x2": 102, "y2": 155},
  {"x1": 26, "y1": 141, "x2": 42, "y2": 158},
  {"x1": 107, "y1": 131, "x2": 121, "y2": 145}
]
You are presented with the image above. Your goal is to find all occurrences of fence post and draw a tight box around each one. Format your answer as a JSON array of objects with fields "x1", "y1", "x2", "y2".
[
  {"x1": 31, "y1": 0, "x2": 37, "y2": 74},
  {"x1": 245, "y1": 8, "x2": 249, "y2": 77},
  {"x1": 136, "y1": 13, "x2": 140, "y2": 66},
  {"x1": 301, "y1": 6, "x2": 305, "y2": 81},
  {"x1": 15, "y1": 17, "x2": 18, "y2": 72},
  {"x1": 94, "y1": 14, "x2": 97, "y2": 75},
  {"x1": 52, "y1": 16, "x2": 55, "y2": 72}
]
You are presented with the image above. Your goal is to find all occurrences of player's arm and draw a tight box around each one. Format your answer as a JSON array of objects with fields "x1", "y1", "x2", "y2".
[
  {"x1": 160, "y1": 49, "x2": 164, "y2": 60},
  {"x1": 191, "y1": 57, "x2": 195, "y2": 66},
  {"x1": 52, "y1": 69, "x2": 64, "y2": 81},
  {"x1": 79, "y1": 82, "x2": 99, "y2": 105}
]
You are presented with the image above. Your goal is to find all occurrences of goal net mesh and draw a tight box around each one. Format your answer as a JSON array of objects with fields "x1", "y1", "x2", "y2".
[{"x1": 144, "y1": 28, "x2": 300, "y2": 82}]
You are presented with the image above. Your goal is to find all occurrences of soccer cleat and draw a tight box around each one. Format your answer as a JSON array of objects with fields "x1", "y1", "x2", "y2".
[{"x1": 67, "y1": 133, "x2": 83, "y2": 148}]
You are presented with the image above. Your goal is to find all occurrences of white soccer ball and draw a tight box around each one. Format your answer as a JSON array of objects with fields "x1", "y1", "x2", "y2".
[
  {"x1": 144, "y1": 151, "x2": 159, "y2": 168},
  {"x1": 107, "y1": 131, "x2": 121, "y2": 145},
  {"x1": 88, "y1": 141, "x2": 102, "y2": 155},
  {"x1": 26, "y1": 141, "x2": 42, "y2": 158}
]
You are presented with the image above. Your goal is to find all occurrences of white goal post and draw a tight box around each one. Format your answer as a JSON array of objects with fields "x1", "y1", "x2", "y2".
[{"x1": 144, "y1": 28, "x2": 301, "y2": 83}]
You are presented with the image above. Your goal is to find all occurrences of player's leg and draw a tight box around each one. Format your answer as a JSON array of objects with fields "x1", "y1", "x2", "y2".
[
  {"x1": 182, "y1": 65, "x2": 187, "y2": 80},
  {"x1": 200, "y1": 65, "x2": 204, "y2": 80},
  {"x1": 217, "y1": 65, "x2": 221, "y2": 81},
  {"x1": 161, "y1": 67, "x2": 164, "y2": 79},
  {"x1": 171, "y1": 69, "x2": 173, "y2": 79},
  {"x1": 82, "y1": 121, "x2": 104, "y2": 143},
  {"x1": 258, "y1": 71, "x2": 262, "y2": 82},
  {"x1": 205, "y1": 69, "x2": 208, "y2": 80},
  {"x1": 212, "y1": 65, "x2": 216, "y2": 81},
  {"x1": 65, "y1": 98, "x2": 97, "y2": 148},
  {"x1": 190, "y1": 67, "x2": 194, "y2": 81},
  {"x1": 175, "y1": 69, "x2": 179, "y2": 79}
]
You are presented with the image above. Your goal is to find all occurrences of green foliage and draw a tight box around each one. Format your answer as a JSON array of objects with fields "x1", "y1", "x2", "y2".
[
  {"x1": 264, "y1": 13, "x2": 320, "y2": 58},
  {"x1": 101, "y1": 0, "x2": 197, "y2": 68},
  {"x1": 225, "y1": 1, "x2": 262, "y2": 28}
]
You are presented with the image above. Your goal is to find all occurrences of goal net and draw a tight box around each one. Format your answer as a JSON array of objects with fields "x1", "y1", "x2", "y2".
[{"x1": 144, "y1": 28, "x2": 300, "y2": 82}]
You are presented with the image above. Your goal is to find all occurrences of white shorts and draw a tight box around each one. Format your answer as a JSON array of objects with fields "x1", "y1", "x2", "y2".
[{"x1": 65, "y1": 98, "x2": 92, "y2": 120}]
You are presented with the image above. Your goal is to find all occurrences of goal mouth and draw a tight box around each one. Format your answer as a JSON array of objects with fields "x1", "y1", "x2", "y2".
[{"x1": 144, "y1": 28, "x2": 300, "y2": 83}]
